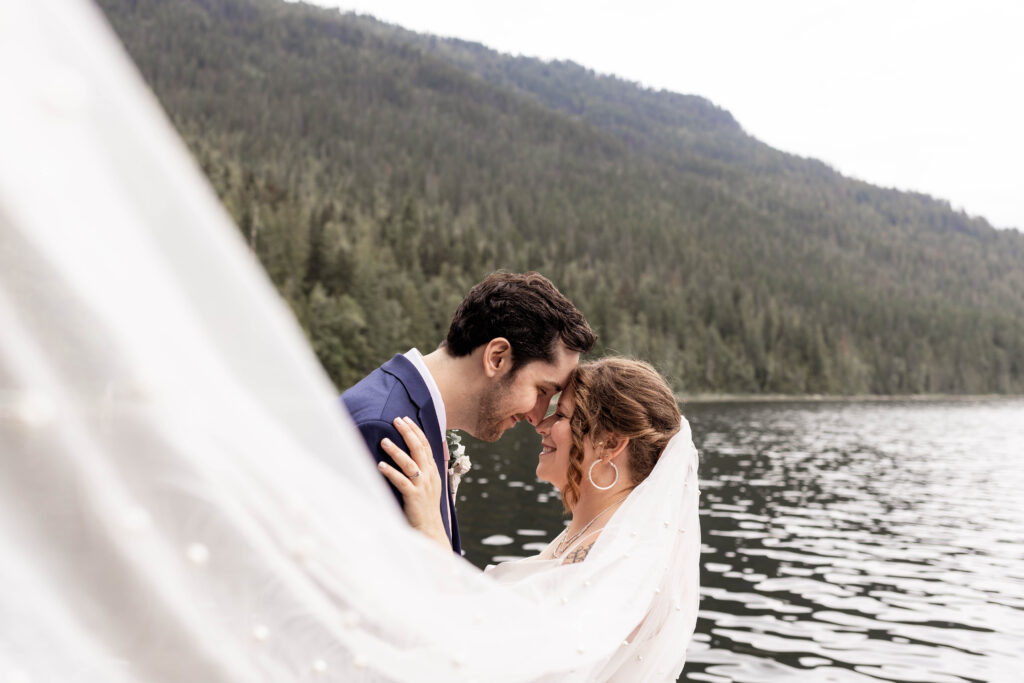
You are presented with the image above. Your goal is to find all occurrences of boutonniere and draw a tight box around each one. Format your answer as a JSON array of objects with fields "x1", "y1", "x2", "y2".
[{"x1": 446, "y1": 430, "x2": 471, "y2": 496}]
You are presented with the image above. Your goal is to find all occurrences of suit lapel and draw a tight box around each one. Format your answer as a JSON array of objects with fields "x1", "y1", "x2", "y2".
[{"x1": 381, "y1": 355, "x2": 455, "y2": 549}]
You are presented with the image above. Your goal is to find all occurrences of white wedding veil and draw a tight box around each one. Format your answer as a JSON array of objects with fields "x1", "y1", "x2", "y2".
[{"x1": 0, "y1": 1, "x2": 701, "y2": 681}]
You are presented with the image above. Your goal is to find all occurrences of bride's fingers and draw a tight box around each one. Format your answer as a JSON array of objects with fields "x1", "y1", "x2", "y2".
[
  {"x1": 394, "y1": 417, "x2": 429, "y2": 455},
  {"x1": 377, "y1": 460, "x2": 416, "y2": 494},
  {"x1": 393, "y1": 417, "x2": 432, "y2": 471},
  {"x1": 380, "y1": 437, "x2": 422, "y2": 480}
]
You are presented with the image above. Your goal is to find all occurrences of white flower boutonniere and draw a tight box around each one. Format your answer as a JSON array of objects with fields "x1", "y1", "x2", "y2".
[{"x1": 446, "y1": 430, "x2": 471, "y2": 496}]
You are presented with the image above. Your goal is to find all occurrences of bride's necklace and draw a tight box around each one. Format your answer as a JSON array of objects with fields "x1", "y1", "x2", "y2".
[{"x1": 552, "y1": 490, "x2": 631, "y2": 558}]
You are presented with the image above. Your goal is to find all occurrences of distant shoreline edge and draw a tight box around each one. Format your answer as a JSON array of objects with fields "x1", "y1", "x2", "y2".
[{"x1": 677, "y1": 393, "x2": 1024, "y2": 404}]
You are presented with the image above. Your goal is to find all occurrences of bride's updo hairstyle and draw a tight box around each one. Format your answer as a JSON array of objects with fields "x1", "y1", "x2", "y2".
[{"x1": 562, "y1": 358, "x2": 681, "y2": 512}]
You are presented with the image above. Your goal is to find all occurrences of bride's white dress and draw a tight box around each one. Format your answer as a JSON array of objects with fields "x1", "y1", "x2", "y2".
[{"x1": 0, "y1": 1, "x2": 701, "y2": 681}]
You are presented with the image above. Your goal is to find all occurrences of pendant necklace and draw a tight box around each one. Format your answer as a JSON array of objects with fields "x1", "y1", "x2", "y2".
[{"x1": 552, "y1": 490, "x2": 631, "y2": 558}]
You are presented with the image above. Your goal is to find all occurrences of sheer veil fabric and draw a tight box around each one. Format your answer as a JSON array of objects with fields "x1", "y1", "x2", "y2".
[{"x1": 0, "y1": 1, "x2": 701, "y2": 681}]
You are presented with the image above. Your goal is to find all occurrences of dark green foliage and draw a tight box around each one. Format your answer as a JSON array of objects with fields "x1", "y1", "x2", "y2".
[{"x1": 98, "y1": 0, "x2": 1024, "y2": 393}]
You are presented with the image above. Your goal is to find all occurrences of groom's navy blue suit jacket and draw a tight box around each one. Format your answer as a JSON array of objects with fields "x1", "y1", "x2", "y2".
[{"x1": 341, "y1": 354, "x2": 461, "y2": 554}]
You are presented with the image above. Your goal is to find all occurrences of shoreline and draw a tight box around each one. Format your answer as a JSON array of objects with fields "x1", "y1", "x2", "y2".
[{"x1": 677, "y1": 393, "x2": 1024, "y2": 404}]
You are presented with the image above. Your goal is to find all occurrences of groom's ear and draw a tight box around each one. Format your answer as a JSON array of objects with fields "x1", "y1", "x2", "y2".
[{"x1": 482, "y1": 337, "x2": 513, "y2": 379}]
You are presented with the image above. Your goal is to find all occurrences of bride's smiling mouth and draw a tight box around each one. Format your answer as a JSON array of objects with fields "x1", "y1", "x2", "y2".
[{"x1": 539, "y1": 442, "x2": 556, "y2": 456}]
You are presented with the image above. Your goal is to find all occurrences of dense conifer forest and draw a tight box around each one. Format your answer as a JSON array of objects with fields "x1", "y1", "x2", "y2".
[{"x1": 97, "y1": 0, "x2": 1024, "y2": 394}]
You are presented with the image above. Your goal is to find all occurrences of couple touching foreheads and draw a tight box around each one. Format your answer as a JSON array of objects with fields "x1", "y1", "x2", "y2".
[{"x1": 342, "y1": 271, "x2": 701, "y2": 678}]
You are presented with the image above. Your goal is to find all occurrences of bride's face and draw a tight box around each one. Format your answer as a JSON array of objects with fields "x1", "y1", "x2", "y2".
[{"x1": 534, "y1": 387, "x2": 576, "y2": 490}]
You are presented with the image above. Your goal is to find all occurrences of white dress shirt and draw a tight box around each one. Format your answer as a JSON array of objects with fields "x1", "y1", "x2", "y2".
[{"x1": 403, "y1": 348, "x2": 446, "y2": 436}]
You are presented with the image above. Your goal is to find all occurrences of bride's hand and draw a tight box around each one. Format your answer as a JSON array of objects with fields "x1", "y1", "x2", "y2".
[{"x1": 377, "y1": 417, "x2": 450, "y2": 550}]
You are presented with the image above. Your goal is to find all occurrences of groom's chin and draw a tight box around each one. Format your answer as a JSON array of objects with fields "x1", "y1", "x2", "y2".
[
  {"x1": 474, "y1": 420, "x2": 512, "y2": 443},
  {"x1": 470, "y1": 415, "x2": 517, "y2": 443},
  {"x1": 474, "y1": 429, "x2": 502, "y2": 443}
]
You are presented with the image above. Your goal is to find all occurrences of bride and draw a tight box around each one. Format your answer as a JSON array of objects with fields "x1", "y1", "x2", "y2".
[
  {"x1": 520, "y1": 357, "x2": 689, "y2": 567},
  {"x1": 0, "y1": 0, "x2": 700, "y2": 681}
]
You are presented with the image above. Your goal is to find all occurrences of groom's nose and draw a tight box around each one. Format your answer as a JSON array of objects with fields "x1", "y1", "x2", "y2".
[{"x1": 522, "y1": 399, "x2": 548, "y2": 426}]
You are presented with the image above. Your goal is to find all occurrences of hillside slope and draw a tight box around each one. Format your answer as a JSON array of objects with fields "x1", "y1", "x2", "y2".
[{"x1": 97, "y1": 0, "x2": 1024, "y2": 393}]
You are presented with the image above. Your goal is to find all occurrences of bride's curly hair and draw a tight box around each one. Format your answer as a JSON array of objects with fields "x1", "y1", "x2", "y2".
[{"x1": 561, "y1": 358, "x2": 682, "y2": 513}]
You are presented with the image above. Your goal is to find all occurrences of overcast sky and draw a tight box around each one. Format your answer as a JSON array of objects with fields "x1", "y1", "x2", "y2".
[{"x1": 321, "y1": 0, "x2": 1022, "y2": 231}]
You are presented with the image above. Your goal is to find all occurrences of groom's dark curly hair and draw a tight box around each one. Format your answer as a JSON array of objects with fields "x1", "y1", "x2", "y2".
[{"x1": 444, "y1": 271, "x2": 595, "y2": 372}]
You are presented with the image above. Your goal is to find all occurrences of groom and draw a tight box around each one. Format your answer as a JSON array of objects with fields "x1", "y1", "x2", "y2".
[{"x1": 341, "y1": 271, "x2": 595, "y2": 553}]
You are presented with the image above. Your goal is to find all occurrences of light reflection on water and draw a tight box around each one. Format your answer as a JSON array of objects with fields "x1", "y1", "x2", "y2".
[{"x1": 457, "y1": 399, "x2": 1024, "y2": 682}]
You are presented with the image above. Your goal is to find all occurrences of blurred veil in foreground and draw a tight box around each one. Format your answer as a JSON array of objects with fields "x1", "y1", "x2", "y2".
[{"x1": 0, "y1": 1, "x2": 700, "y2": 681}]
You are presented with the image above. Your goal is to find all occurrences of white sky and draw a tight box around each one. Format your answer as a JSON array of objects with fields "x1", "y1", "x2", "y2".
[{"x1": 321, "y1": 0, "x2": 1023, "y2": 231}]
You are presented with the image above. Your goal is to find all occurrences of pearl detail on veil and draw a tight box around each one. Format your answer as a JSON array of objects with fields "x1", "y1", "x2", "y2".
[{"x1": 186, "y1": 543, "x2": 209, "y2": 565}]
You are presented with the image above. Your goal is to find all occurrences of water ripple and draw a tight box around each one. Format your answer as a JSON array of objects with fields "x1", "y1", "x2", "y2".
[{"x1": 684, "y1": 399, "x2": 1024, "y2": 682}]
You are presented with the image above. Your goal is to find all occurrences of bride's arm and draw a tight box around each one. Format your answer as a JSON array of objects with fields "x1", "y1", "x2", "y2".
[{"x1": 377, "y1": 417, "x2": 451, "y2": 550}]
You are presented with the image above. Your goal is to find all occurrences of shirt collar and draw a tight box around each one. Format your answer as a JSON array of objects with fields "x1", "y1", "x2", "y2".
[{"x1": 403, "y1": 348, "x2": 446, "y2": 436}]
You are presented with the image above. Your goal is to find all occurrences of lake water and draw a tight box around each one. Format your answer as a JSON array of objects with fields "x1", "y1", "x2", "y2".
[{"x1": 455, "y1": 399, "x2": 1024, "y2": 682}]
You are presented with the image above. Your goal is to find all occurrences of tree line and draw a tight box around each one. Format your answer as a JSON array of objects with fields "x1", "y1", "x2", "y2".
[{"x1": 98, "y1": 0, "x2": 1024, "y2": 394}]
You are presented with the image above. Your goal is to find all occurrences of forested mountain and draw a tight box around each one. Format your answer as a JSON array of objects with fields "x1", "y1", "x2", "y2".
[{"x1": 97, "y1": 0, "x2": 1024, "y2": 394}]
